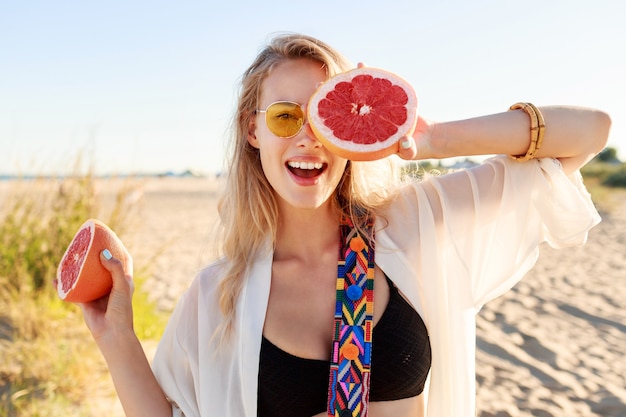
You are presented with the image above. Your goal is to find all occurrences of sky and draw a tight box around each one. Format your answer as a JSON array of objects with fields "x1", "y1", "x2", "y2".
[{"x1": 1, "y1": 0, "x2": 625, "y2": 176}]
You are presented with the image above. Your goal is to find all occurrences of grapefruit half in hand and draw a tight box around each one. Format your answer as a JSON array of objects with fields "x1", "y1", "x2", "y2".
[
  {"x1": 307, "y1": 67, "x2": 418, "y2": 161},
  {"x1": 56, "y1": 219, "x2": 125, "y2": 303}
]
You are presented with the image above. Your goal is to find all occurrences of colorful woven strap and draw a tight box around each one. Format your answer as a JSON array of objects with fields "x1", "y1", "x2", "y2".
[{"x1": 327, "y1": 217, "x2": 375, "y2": 417}]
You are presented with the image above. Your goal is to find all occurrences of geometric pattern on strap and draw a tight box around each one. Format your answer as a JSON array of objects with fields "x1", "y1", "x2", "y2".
[{"x1": 327, "y1": 217, "x2": 375, "y2": 417}]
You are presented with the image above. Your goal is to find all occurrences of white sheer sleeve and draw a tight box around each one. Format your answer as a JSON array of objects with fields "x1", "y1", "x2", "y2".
[
  {"x1": 428, "y1": 155, "x2": 600, "y2": 308},
  {"x1": 152, "y1": 281, "x2": 201, "y2": 417},
  {"x1": 377, "y1": 155, "x2": 600, "y2": 417}
]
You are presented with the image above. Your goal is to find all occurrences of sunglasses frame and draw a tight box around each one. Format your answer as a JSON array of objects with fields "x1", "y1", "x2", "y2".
[{"x1": 255, "y1": 101, "x2": 306, "y2": 139}]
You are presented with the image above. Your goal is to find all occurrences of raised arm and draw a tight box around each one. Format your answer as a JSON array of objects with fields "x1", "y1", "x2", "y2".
[
  {"x1": 401, "y1": 105, "x2": 611, "y2": 174},
  {"x1": 79, "y1": 250, "x2": 171, "y2": 417}
]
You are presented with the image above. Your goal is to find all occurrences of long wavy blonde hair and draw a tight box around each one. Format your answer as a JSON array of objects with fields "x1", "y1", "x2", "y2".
[{"x1": 216, "y1": 33, "x2": 402, "y2": 340}]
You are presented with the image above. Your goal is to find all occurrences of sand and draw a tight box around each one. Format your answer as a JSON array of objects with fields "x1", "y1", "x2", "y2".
[
  {"x1": 475, "y1": 192, "x2": 626, "y2": 416},
  {"x1": 11, "y1": 175, "x2": 624, "y2": 416},
  {"x1": 108, "y1": 177, "x2": 223, "y2": 312}
]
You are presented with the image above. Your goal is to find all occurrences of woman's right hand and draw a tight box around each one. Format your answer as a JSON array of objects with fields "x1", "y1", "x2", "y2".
[{"x1": 79, "y1": 247, "x2": 135, "y2": 345}]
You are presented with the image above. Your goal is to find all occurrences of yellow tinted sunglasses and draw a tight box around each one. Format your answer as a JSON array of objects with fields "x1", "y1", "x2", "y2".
[{"x1": 256, "y1": 101, "x2": 305, "y2": 138}]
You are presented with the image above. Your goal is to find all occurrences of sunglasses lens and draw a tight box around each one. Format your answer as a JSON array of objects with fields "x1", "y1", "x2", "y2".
[{"x1": 265, "y1": 102, "x2": 304, "y2": 138}]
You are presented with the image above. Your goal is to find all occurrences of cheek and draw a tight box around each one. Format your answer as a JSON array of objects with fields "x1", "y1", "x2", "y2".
[
  {"x1": 254, "y1": 127, "x2": 284, "y2": 156},
  {"x1": 331, "y1": 157, "x2": 349, "y2": 178},
  {"x1": 256, "y1": 139, "x2": 287, "y2": 177}
]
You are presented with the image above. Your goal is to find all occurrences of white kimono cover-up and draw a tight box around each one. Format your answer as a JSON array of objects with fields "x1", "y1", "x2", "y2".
[{"x1": 152, "y1": 156, "x2": 600, "y2": 417}]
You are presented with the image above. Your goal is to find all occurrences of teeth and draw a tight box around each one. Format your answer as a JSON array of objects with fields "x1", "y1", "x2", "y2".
[{"x1": 288, "y1": 161, "x2": 323, "y2": 170}]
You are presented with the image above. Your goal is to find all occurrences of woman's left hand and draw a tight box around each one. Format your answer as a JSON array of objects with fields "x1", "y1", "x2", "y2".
[{"x1": 397, "y1": 115, "x2": 435, "y2": 160}]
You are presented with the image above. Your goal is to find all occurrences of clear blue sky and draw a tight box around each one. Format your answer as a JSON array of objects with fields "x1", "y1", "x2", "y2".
[{"x1": 1, "y1": 0, "x2": 624, "y2": 176}]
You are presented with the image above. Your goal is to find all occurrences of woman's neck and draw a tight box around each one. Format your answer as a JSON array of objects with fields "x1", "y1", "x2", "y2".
[{"x1": 273, "y1": 203, "x2": 340, "y2": 264}]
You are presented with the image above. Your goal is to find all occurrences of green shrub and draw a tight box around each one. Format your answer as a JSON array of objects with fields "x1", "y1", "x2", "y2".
[
  {"x1": 580, "y1": 161, "x2": 620, "y2": 180},
  {"x1": 603, "y1": 166, "x2": 626, "y2": 188},
  {"x1": 0, "y1": 165, "x2": 168, "y2": 416},
  {"x1": 595, "y1": 146, "x2": 621, "y2": 164}
]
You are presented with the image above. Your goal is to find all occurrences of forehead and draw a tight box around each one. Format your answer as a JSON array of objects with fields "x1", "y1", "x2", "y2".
[{"x1": 260, "y1": 59, "x2": 327, "y2": 106}]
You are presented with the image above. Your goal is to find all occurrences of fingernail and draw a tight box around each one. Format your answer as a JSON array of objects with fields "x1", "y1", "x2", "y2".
[
  {"x1": 401, "y1": 139, "x2": 412, "y2": 149},
  {"x1": 102, "y1": 249, "x2": 113, "y2": 260}
]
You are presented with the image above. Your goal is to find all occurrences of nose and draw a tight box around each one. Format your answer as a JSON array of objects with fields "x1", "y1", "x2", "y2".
[{"x1": 295, "y1": 119, "x2": 322, "y2": 147}]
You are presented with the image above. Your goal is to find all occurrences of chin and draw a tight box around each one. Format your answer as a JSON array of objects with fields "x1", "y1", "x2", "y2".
[{"x1": 279, "y1": 191, "x2": 334, "y2": 212}]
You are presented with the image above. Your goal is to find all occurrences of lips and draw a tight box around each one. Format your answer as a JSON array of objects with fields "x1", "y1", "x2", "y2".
[{"x1": 286, "y1": 160, "x2": 326, "y2": 178}]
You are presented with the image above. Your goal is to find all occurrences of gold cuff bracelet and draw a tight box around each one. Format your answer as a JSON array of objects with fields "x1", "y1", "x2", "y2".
[{"x1": 509, "y1": 102, "x2": 545, "y2": 161}]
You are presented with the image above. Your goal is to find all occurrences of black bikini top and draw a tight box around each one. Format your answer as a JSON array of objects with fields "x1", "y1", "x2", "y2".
[{"x1": 257, "y1": 275, "x2": 431, "y2": 417}]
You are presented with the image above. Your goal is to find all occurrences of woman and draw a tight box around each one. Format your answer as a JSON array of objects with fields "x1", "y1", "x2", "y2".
[{"x1": 81, "y1": 34, "x2": 611, "y2": 417}]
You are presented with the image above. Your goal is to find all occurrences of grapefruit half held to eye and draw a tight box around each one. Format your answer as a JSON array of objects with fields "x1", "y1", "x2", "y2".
[
  {"x1": 56, "y1": 219, "x2": 125, "y2": 303},
  {"x1": 307, "y1": 67, "x2": 418, "y2": 161}
]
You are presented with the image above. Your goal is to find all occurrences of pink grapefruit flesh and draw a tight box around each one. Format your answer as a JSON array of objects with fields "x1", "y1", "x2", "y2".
[
  {"x1": 308, "y1": 67, "x2": 418, "y2": 161},
  {"x1": 56, "y1": 219, "x2": 125, "y2": 303}
]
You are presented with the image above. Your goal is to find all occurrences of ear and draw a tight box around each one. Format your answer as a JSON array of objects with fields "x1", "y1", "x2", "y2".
[{"x1": 247, "y1": 117, "x2": 260, "y2": 149}]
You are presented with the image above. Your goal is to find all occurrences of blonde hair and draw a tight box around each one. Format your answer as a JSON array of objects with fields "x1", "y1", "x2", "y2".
[{"x1": 216, "y1": 33, "x2": 401, "y2": 340}]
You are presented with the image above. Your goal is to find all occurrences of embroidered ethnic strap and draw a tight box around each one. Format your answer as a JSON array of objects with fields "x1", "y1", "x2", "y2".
[{"x1": 327, "y1": 218, "x2": 375, "y2": 417}]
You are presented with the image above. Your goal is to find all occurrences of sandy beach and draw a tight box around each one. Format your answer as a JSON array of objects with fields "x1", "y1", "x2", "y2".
[
  {"x1": 475, "y1": 191, "x2": 626, "y2": 416},
  {"x1": 64, "y1": 177, "x2": 626, "y2": 415}
]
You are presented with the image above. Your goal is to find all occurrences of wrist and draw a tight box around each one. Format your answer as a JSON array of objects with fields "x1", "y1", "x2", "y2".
[
  {"x1": 424, "y1": 121, "x2": 450, "y2": 159},
  {"x1": 95, "y1": 327, "x2": 141, "y2": 361}
]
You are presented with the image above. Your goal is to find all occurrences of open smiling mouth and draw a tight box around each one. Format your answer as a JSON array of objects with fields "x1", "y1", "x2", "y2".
[{"x1": 286, "y1": 161, "x2": 327, "y2": 178}]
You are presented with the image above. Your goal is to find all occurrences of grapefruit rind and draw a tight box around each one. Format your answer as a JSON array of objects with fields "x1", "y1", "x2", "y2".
[
  {"x1": 308, "y1": 67, "x2": 418, "y2": 161},
  {"x1": 56, "y1": 218, "x2": 124, "y2": 303}
]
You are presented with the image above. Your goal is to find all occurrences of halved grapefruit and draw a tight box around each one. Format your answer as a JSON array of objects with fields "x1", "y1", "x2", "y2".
[
  {"x1": 308, "y1": 67, "x2": 417, "y2": 161},
  {"x1": 56, "y1": 219, "x2": 125, "y2": 303}
]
